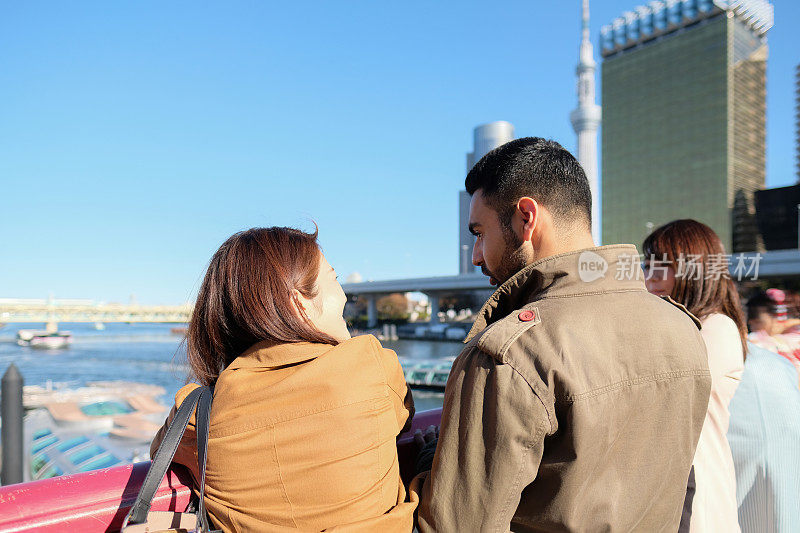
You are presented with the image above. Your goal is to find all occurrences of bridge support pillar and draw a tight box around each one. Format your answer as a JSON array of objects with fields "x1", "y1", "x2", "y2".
[
  {"x1": 367, "y1": 295, "x2": 378, "y2": 328},
  {"x1": 427, "y1": 293, "x2": 441, "y2": 323}
]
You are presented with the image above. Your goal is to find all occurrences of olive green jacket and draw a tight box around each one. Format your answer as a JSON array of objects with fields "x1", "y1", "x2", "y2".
[{"x1": 410, "y1": 245, "x2": 711, "y2": 532}]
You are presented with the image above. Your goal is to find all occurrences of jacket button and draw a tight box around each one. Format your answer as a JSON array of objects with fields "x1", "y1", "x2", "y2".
[{"x1": 519, "y1": 310, "x2": 535, "y2": 322}]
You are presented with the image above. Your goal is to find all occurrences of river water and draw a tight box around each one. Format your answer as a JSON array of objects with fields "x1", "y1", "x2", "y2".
[{"x1": 0, "y1": 323, "x2": 457, "y2": 412}]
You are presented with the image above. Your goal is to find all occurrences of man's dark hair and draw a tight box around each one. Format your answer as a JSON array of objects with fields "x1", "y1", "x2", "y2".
[
  {"x1": 746, "y1": 291, "x2": 774, "y2": 320},
  {"x1": 465, "y1": 137, "x2": 592, "y2": 232}
]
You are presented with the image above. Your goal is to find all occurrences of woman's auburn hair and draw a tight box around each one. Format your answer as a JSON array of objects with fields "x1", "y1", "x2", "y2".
[
  {"x1": 187, "y1": 226, "x2": 338, "y2": 386},
  {"x1": 643, "y1": 219, "x2": 748, "y2": 356}
]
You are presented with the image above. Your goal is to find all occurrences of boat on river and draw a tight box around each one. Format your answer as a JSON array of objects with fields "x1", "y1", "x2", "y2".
[
  {"x1": 401, "y1": 358, "x2": 453, "y2": 391},
  {"x1": 16, "y1": 329, "x2": 72, "y2": 349}
]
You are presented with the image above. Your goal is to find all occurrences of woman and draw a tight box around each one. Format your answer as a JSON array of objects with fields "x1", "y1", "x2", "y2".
[
  {"x1": 151, "y1": 227, "x2": 417, "y2": 532},
  {"x1": 747, "y1": 289, "x2": 800, "y2": 382},
  {"x1": 642, "y1": 219, "x2": 746, "y2": 533}
]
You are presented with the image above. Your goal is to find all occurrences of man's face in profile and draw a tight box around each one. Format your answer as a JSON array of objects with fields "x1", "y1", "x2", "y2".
[{"x1": 468, "y1": 189, "x2": 527, "y2": 286}]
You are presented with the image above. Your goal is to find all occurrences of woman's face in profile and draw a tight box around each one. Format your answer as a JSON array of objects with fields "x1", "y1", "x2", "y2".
[
  {"x1": 643, "y1": 259, "x2": 676, "y2": 298},
  {"x1": 305, "y1": 253, "x2": 351, "y2": 343}
]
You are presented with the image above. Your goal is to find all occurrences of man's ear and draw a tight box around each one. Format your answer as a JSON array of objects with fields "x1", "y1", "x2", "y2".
[{"x1": 516, "y1": 197, "x2": 538, "y2": 242}]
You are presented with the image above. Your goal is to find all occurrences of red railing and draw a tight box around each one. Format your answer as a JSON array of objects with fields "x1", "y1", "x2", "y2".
[{"x1": 0, "y1": 409, "x2": 441, "y2": 533}]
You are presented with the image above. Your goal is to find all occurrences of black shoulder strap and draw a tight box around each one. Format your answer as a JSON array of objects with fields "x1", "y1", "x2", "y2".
[
  {"x1": 122, "y1": 385, "x2": 206, "y2": 528},
  {"x1": 195, "y1": 385, "x2": 215, "y2": 531}
]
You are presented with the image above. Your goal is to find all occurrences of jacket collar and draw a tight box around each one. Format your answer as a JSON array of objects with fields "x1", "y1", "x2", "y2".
[
  {"x1": 226, "y1": 340, "x2": 332, "y2": 370},
  {"x1": 465, "y1": 244, "x2": 646, "y2": 342}
]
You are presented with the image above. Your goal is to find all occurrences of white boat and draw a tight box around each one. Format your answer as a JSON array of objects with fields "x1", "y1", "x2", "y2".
[{"x1": 17, "y1": 330, "x2": 72, "y2": 349}]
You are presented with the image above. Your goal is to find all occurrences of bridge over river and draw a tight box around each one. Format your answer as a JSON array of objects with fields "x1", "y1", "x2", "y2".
[
  {"x1": 0, "y1": 298, "x2": 191, "y2": 330},
  {"x1": 4, "y1": 250, "x2": 798, "y2": 330}
]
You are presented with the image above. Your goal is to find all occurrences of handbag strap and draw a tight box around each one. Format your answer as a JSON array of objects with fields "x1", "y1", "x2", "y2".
[
  {"x1": 195, "y1": 385, "x2": 214, "y2": 531},
  {"x1": 122, "y1": 385, "x2": 210, "y2": 529}
]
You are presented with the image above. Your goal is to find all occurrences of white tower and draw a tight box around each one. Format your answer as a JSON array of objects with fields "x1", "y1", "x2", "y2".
[{"x1": 569, "y1": 0, "x2": 602, "y2": 244}]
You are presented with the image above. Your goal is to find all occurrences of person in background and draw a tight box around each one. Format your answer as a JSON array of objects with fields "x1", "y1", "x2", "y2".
[
  {"x1": 747, "y1": 290, "x2": 800, "y2": 376},
  {"x1": 786, "y1": 290, "x2": 800, "y2": 319},
  {"x1": 411, "y1": 138, "x2": 711, "y2": 532},
  {"x1": 727, "y1": 342, "x2": 800, "y2": 532},
  {"x1": 747, "y1": 289, "x2": 800, "y2": 334},
  {"x1": 643, "y1": 219, "x2": 746, "y2": 533},
  {"x1": 150, "y1": 227, "x2": 416, "y2": 532}
]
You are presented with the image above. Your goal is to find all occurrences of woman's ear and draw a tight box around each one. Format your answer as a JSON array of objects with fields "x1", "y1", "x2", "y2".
[{"x1": 290, "y1": 289, "x2": 312, "y2": 320}]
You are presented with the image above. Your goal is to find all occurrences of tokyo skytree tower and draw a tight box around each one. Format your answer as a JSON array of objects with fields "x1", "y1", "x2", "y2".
[{"x1": 569, "y1": 0, "x2": 602, "y2": 244}]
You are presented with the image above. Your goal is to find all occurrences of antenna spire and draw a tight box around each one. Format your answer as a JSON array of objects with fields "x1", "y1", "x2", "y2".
[
  {"x1": 571, "y1": 0, "x2": 601, "y2": 245},
  {"x1": 582, "y1": 0, "x2": 590, "y2": 41}
]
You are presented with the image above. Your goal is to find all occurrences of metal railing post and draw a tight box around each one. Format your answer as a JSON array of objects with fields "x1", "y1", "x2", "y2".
[{"x1": 1, "y1": 363, "x2": 24, "y2": 485}]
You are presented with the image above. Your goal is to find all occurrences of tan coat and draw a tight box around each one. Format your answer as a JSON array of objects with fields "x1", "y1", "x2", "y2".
[
  {"x1": 151, "y1": 335, "x2": 417, "y2": 532},
  {"x1": 410, "y1": 245, "x2": 712, "y2": 532}
]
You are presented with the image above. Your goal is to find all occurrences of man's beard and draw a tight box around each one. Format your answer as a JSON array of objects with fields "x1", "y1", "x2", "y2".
[{"x1": 482, "y1": 227, "x2": 531, "y2": 286}]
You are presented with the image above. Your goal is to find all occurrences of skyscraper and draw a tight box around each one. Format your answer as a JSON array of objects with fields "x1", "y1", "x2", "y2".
[
  {"x1": 796, "y1": 63, "x2": 799, "y2": 182},
  {"x1": 600, "y1": 0, "x2": 772, "y2": 253},
  {"x1": 458, "y1": 121, "x2": 515, "y2": 274},
  {"x1": 570, "y1": 0, "x2": 602, "y2": 245}
]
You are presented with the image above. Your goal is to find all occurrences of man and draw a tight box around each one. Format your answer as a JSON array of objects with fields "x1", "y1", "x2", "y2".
[
  {"x1": 410, "y1": 138, "x2": 712, "y2": 532},
  {"x1": 728, "y1": 343, "x2": 800, "y2": 532}
]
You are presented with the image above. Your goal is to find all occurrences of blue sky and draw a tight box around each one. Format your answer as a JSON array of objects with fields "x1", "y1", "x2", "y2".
[{"x1": 2, "y1": 1, "x2": 798, "y2": 304}]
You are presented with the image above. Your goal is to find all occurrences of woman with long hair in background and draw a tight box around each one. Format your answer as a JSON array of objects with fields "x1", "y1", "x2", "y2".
[
  {"x1": 643, "y1": 219, "x2": 746, "y2": 533},
  {"x1": 150, "y1": 226, "x2": 416, "y2": 532}
]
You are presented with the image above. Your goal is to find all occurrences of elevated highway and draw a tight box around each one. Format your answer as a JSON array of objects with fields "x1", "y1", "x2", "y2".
[
  {"x1": 343, "y1": 249, "x2": 800, "y2": 326},
  {"x1": 341, "y1": 273, "x2": 493, "y2": 328}
]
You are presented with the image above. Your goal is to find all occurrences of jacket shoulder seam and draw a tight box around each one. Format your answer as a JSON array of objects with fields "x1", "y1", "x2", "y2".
[
  {"x1": 534, "y1": 287, "x2": 645, "y2": 301},
  {"x1": 368, "y1": 335, "x2": 405, "y2": 403},
  {"x1": 563, "y1": 369, "x2": 711, "y2": 403},
  {"x1": 211, "y1": 396, "x2": 381, "y2": 437},
  {"x1": 506, "y1": 358, "x2": 556, "y2": 435},
  {"x1": 468, "y1": 346, "x2": 556, "y2": 434},
  {"x1": 495, "y1": 433, "x2": 541, "y2": 532},
  {"x1": 270, "y1": 423, "x2": 297, "y2": 527}
]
